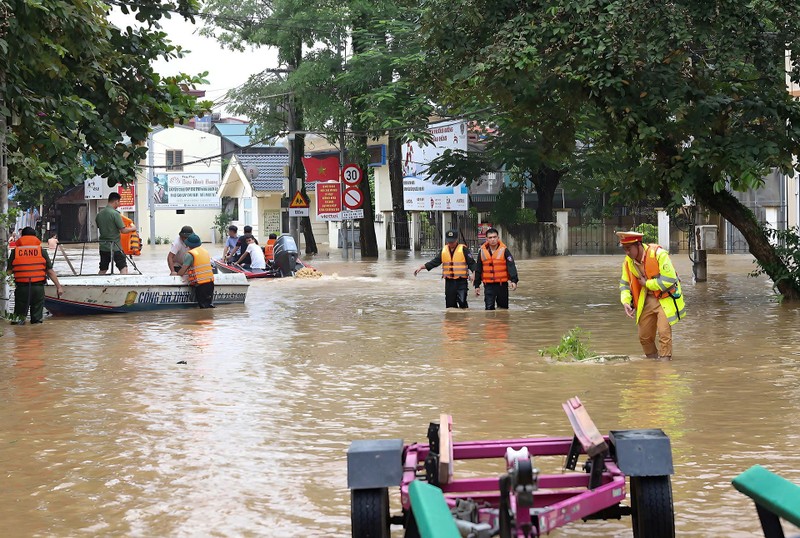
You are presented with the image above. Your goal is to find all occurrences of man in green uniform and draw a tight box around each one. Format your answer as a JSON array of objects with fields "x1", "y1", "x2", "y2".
[
  {"x1": 7, "y1": 227, "x2": 64, "y2": 324},
  {"x1": 95, "y1": 192, "x2": 136, "y2": 274}
]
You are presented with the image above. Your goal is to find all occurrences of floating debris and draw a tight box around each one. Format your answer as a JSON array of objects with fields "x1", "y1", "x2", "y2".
[{"x1": 294, "y1": 267, "x2": 323, "y2": 279}]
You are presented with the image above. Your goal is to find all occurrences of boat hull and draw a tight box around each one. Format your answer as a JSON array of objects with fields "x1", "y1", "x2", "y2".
[{"x1": 44, "y1": 274, "x2": 249, "y2": 315}]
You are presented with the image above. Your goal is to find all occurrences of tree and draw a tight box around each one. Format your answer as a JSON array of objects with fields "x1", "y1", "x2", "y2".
[
  {"x1": 419, "y1": 0, "x2": 800, "y2": 300},
  {"x1": 0, "y1": 0, "x2": 209, "y2": 312}
]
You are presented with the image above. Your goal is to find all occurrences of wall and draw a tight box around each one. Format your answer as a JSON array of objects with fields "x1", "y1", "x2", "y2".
[{"x1": 496, "y1": 223, "x2": 558, "y2": 258}]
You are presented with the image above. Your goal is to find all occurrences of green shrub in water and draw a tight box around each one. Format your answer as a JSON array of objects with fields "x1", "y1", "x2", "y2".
[{"x1": 539, "y1": 327, "x2": 593, "y2": 361}]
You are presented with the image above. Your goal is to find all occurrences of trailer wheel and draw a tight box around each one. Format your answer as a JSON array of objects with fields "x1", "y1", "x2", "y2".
[
  {"x1": 630, "y1": 476, "x2": 675, "y2": 538},
  {"x1": 351, "y1": 488, "x2": 390, "y2": 538}
]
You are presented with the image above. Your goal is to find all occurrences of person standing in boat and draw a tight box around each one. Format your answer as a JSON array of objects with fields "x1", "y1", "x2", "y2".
[
  {"x1": 264, "y1": 233, "x2": 277, "y2": 263},
  {"x1": 168, "y1": 225, "x2": 194, "y2": 275},
  {"x1": 617, "y1": 230, "x2": 686, "y2": 360},
  {"x1": 7, "y1": 227, "x2": 64, "y2": 324},
  {"x1": 413, "y1": 229, "x2": 477, "y2": 309},
  {"x1": 223, "y1": 225, "x2": 239, "y2": 262},
  {"x1": 234, "y1": 234, "x2": 267, "y2": 271},
  {"x1": 177, "y1": 234, "x2": 215, "y2": 308},
  {"x1": 96, "y1": 192, "x2": 136, "y2": 275}
]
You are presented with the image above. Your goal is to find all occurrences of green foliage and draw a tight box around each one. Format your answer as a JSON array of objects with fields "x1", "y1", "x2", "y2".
[
  {"x1": 213, "y1": 211, "x2": 235, "y2": 243},
  {"x1": 635, "y1": 223, "x2": 658, "y2": 244},
  {"x1": 490, "y1": 185, "x2": 530, "y2": 226},
  {"x1": 1, "y1": 0, "x2": 211, "y2": 193},
  {"x1": 539, "y1": 327, "x2": 593, "y2": 362},
  {"x1": 751, "y1": 227, "x2": 800, "y2": 301}
]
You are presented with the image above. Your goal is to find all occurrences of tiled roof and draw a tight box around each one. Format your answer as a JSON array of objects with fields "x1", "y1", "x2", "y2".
[
  {"x1": 236, "y1": 154, "x2": 287, "y2": 191},
  {"x1": 213, "y1": 123, "x2": 271, "y2": 148}
]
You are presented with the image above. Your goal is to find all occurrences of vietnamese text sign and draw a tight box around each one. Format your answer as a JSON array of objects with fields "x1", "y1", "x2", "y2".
[
  {"x1": 84, "y1": 177, "x2": 136, "y2": 212},
  {"x1": 289, "y1": 207, "x2": 309, "y2": 217},
  {"x1": 316, "y1": 182, "x2": 342, "y2": 220},
  {"x1": 264, "y1": 210, "x2": 281, "y2": 236},
  {"x1": 154, "y1": 172, "x2": 221, "y2": 209},
  {"x1": 402, "y1": 120, "x2": 469, "y2": 211}
]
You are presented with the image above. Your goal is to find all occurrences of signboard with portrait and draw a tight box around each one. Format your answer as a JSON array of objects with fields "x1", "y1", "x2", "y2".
[
  {"x1": 402, "y1": 120, "x2": 469, "y2": 211},
  {"x1": 153, "y1": 172, "x2": 221, "y2": 209}
]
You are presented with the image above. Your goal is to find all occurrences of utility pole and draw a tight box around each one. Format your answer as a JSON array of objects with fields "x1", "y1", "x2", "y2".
[{"x1": 287, "y1": 95, "x2": 299, "y2": 246}]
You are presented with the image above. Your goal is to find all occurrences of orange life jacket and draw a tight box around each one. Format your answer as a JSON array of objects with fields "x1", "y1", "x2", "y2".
[
  {"x1": 264, "y1": 238, "x2": 276, "y2": 261},
  {"x1": 479, "y1": 242, "x2": 509, "y2": 284},
  {"x1": 441, "y1": 244, "x2": 469, "y2": 279},
  {"x1": 188, "y1": 247, "x2": 214, "y2": 285},
  {"x1": 626, "y1": 244, "x2": 677, "y2": 309},
  {"x1": 119, "y1": 215, "x2": 141, "y2": 256},
  {"x1": 12, "y1": 235, "x2": 47, "y2": 283}
]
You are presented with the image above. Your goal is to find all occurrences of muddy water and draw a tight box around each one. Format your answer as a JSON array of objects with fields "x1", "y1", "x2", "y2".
[{"x1": 2, "y1": 246, "x2": 800, "y2": 537}]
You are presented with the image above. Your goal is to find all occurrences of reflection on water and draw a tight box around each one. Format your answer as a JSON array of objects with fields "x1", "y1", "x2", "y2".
[{"x1": 2, "y1": 247, "x2": 800, "y2": 536}]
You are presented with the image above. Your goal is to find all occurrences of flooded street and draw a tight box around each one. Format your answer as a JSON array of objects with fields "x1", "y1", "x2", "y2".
[{"x1": 2, "y1": 245, "x2": 800, "y2": 537}]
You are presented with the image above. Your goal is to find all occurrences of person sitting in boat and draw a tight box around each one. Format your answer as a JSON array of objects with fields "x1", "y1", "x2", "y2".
[
  {"x1": 168, "y1": 225, "x2": 193, "y2": 275},
  {"x1": 177, "y1": 234, "x2": 215, "y2": 308},
  {"x1": 234, "y1": 225, "x2": 258, "y2": 265},
  {"x1": 264, "y1": 233, "x2": 277, "y2": 263},
  {"x1": 234, "y1": 234, "x2": 267, "y2": 271},
  {"x1": 223, "y1": 225, "x2": 239, "y2": 262}
]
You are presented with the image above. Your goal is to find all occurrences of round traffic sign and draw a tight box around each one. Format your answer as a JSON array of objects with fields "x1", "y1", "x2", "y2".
[
  {"x1": 343, "y1": 187, "x2": 364, "y2": 210},
  {"x1": 342, "y1": 163, "x2": 363, "y2": 185}
]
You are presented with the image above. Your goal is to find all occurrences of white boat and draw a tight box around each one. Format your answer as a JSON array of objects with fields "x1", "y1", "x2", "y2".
[{"x1": 44, "y1": 273, "x2": 249, "y2": 315}]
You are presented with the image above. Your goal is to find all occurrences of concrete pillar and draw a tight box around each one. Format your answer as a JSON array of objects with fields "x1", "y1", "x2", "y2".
[
  {"x1": 411, "y1": 212, "x2": 419, "y2": 252},
  {"x1": 555, "y1": 209, "x2": 569, "y2": 255},
  {"x1": 657, "y1": 210, "x2": 670, "y2": 250}
]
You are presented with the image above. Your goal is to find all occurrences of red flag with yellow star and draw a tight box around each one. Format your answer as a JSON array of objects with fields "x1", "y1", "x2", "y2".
[{"x1": 302, "y1": 155, "x2": 340, "y2": 182}]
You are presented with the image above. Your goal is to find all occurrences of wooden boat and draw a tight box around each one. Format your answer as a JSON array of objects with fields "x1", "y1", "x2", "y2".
[
  {"x1": 44, "y1": 273, "x2": 249, "y2": 315},
  {"x1": 213, "y1": 233, "x2": 315, "y2": 278}
]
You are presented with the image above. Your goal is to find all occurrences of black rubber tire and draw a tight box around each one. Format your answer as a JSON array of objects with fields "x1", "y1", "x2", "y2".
[
  {"x1": 351, "y1": 488, "x2": 390, "y2": 538},
  {"x1": 630, "y1": 476, "x2": 675, "y2": 538}
]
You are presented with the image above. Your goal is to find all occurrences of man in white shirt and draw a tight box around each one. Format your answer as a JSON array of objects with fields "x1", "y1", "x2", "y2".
[
  {"x1": 168, "y1": 225, "x2": 193, "y2": 275},
  {"x1": 234, "y1": 234, "x2": 266, "y2": 271}
]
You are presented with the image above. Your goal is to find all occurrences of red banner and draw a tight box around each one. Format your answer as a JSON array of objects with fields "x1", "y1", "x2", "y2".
[
  {"x1": 316, "y1": 182, "x2": 342, "y2": 218},
  {"x1": 302, "y1": 155, "x2": 340, "y2": 182}
]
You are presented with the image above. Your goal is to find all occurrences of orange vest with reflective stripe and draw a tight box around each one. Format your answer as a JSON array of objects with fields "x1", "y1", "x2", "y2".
[
  {"x1": 441, "y1": 244, "x2": 469, "y2": 279},
  {"x1": 188, "y1": 247, "x2": 214, "y2": 285},
  {"x1": 120, "y1": 215, "x2": 141, "y2": 256},
  {"x1": 626, "y1": 244, "x2": 674, "y2": 308},
  {"x1": 265, "y1": 239, "x2": 276, "y2": 261},
  {"x1": 479, "y1": 242, "x2": 509, "y2": 284},
  {"x1": 12, "y1": 235, "x2": 47, "y2": 283}
]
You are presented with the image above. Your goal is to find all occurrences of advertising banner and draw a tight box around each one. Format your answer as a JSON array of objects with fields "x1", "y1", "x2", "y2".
[
  {"x1": 402, "y1": 120, "x2": 469, "y2": 211},
  {"x1": 154, "y1": 172, "x2": 221, "y2": 209},
  {"x1": 84, "y1": 177, "x2": 136, "y2": 212}
]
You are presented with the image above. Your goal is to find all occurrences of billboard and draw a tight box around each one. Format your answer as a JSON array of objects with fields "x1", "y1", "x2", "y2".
[
  {"x1": 154, "y1": 172, "x2": 221, "y2": 209},
  {"x1": 402, "y1": 120, "x2": 469, "y2": 211},
  {"x1": 84, "y1": 176, "x2": 136, "y2": 212}
]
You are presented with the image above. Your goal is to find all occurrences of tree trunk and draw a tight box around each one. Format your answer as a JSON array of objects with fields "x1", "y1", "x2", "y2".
[
  {"x1": 533, "y1": 166, "x2": 562, "y2": 223},
  {"x1": 289, "y1": 43, "x2": 317, "y2": 255},
  {"x1": 388, "y1": 134, "x2": 409, "y2": 249},
  {"x1": 698, "y1": 185, "x2": 800, "y2": 301},
  {"x1": 0, "y1": 68, "x2": 9, "y2": 317}
]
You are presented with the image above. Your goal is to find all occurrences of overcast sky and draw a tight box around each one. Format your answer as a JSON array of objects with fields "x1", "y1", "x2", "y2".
[{"x1": 109, "y1": 10, "x2": 278, "y2": 118}]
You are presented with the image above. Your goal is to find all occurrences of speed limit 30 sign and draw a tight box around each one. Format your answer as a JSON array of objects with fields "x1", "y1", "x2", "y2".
[{"x1": 342, "y1": 163, "x2": 363, "y2": 185}]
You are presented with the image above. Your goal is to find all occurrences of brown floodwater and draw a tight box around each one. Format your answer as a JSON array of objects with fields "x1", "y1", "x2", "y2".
[{"x1": 2, "y1": 245, "x2": 800, "y2": 537}]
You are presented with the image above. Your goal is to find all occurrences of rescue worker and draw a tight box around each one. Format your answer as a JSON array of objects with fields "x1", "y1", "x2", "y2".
[
  {"x1": 474, "y1": 228, "x2": 519, "y2": 310},
  {"x1": 7, "y1": 227, "x2": 64, "y2": 324},
  {"x1": 617, "y1": 231, "x2": 686, "y2": 360},
  {"x1": 264, "y1": 233, "x2": 277, "y2": 263},
  {"x1": 96, "y1": 192, "x2": 136, "y2": 274},
  {"x1": 177, "y1": 234, "x2": 215, "y2": 308},
  {"x1": 414, "y1": 229, "x2": 476, "y2": 308}
]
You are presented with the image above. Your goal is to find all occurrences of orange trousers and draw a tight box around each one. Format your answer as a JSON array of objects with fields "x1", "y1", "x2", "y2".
[{"x1": 638, "y1": 293, "x2": 672, "y2": 357}]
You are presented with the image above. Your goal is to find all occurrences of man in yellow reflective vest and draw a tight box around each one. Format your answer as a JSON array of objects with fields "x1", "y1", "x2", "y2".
[
  {"x1": 177, "y1": 234, "x2": 215, "y2": 308},
  {"x1": 414, "y1": 229, "x2": 477, "y2": 308},
  {"x1": 617, "y1": 231, "x2": 686, "y2": 360}
]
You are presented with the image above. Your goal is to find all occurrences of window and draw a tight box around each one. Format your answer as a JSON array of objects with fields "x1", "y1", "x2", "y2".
[
  {"x1": 166, "y1": 150, "x2": 183, "y2": 171},
  {"x1": 243, "y1": 198, "x2": 252, "y2": 226}
]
